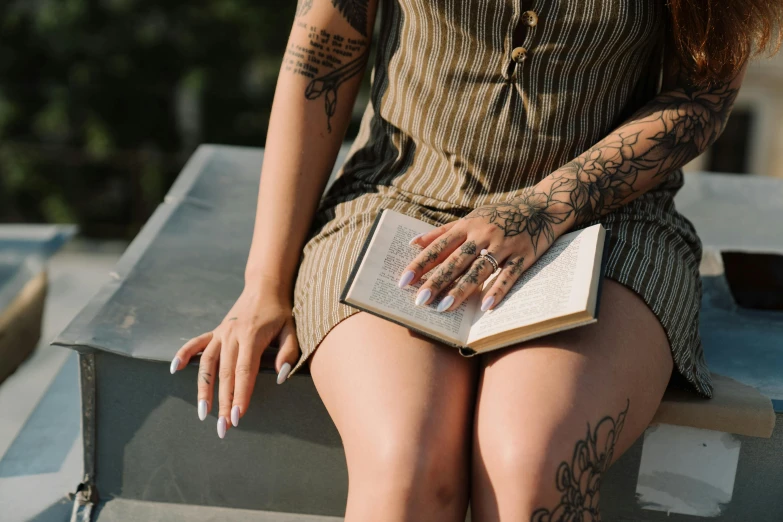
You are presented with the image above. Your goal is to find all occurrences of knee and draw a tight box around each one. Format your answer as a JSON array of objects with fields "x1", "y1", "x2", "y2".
[
  {"x1": 352, "y1": 434, "x2": 466, "y2": 510},
  {"x1": 478, "y1": 435, "x2": 577, "y2": 511}
]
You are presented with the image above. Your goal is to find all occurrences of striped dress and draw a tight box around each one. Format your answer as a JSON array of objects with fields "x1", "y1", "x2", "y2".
[{"x1": 289, "y1": 0, "x2": 712, "y2": 397}]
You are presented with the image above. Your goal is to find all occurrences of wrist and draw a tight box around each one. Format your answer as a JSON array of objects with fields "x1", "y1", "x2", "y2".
[
  {"x1": 510, "y1": 181, "x2": 576, "y2": 236},
  {"x1": 243, "y1": 271, "x2": 293, "y2": 304}
]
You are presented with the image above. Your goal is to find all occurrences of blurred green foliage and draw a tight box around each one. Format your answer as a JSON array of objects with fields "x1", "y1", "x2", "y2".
[{"x1": 0, "y1": 0, "x2": 368, "y2": 237}]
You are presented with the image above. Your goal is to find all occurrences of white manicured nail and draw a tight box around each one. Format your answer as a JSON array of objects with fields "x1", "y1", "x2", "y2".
[
  {"x1": 217, "y1": 416, "x2": 227, "y2": 439},
  {"x1": 169, "y1": 356, "x2": 180, "y2": 374},
  {"x1": 437, "y1": 295, "x2": 454, "y2": 312},
  {"x1": 277, "y1": 362, "x2": 292, "y2": 384},
  {"x1": 481, "y1": 295, "x2": 495, "y2": 312},
  {"x1": 398, "y1": 270, "x2": 415, "y2": 288},
  {"x1": 231, "y1": 406, "x2": 240, "y2": 427},
  {"x1": 409, "y1": 233, "x2": 424, "y2": 245},
  {"x1": 198, "y1": 400, "x2": 208, "y2": 421},
  {"x1": 415, "y1": 288, "x2": 431, "y2": 306}
]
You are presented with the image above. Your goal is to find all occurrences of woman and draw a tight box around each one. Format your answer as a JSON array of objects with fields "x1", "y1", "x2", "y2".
[{"x1": 171, "y1": 1, "x2": 780, "y2": 520}]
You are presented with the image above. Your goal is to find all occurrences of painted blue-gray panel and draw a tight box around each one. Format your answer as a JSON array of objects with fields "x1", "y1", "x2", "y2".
[{"x1": 0, "y1": 353, "x2": 80, "y2": 477}]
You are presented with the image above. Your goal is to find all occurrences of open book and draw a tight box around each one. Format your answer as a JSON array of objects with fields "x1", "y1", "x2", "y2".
[{"x1": 340, "y1": 209, "x2": 609, "y2": 356}]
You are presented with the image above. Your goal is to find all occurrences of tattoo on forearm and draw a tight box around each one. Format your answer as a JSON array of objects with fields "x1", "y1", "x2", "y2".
[
  {"x1": 549, "y1": 78, "x2": 739, "y2": 227},
  {"x1": 633, "y1": 81, "x2": 739, "y2": 177},
  {"x1": 285, "y1": 1, "x2": 370, "y2": 131},
  {"x1": 530, "y1": 400, "x2": 630, "y2": 522},
  {"x1": 469, "y1": 77, "x2": 739, "y2": 247}
]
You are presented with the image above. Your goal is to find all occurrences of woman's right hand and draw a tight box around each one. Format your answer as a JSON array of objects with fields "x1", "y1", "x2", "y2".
[{"x1": 169, "y1": 284, "x2": 300, "y2": 438}]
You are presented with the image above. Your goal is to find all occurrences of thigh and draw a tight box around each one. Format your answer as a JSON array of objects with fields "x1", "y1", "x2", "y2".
[
  {"x1": 471, "y1": 279, "x2": 674, "y2": 521},
  {"x1": 308, "y1": 311, "x2": 478, "y2": 494}
]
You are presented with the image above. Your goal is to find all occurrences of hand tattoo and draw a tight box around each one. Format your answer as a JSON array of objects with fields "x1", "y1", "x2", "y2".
[
  {"x1": 417, "y1": 236, "x2": 449, "y2": 270},
  {"x1": 466, "y1": 190, "x2": 569, "y2": 255},
  {"x1": 460, "y1": 240, "x2": 478, "y2": 256}
]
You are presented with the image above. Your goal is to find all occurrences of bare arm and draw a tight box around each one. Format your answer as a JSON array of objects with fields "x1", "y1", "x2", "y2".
[
  {"x1": 172, "y1": 0, "x2": 378, "y2": 436},
  {"x1": 247, "y1": 0, "x2": 378, "y2": 301}
]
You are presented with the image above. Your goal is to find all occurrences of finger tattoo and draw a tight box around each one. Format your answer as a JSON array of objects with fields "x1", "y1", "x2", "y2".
[{"x1": 460, "y1": 240, "x2": 477, "y2": 256}]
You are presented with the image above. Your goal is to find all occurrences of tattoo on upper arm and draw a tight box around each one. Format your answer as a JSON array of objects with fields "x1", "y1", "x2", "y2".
[
  {"x1": 530, "y1": 400, "x2": 630, "y2": 522},
  {"x1": 304, "y1": 51, "x2": 368, "y2": 132},
  {"x1": 331, "y1": 0, "x2": 370, "y2": 37},
  {"x1": 286, "y1": 0, "x2": 370, "y2": 131},
  {"x1": 295, "y1": 0, "x2": 313, "y2": 17}
]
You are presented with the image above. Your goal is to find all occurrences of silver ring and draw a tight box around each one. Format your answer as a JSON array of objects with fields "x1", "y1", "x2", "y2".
[{"x1": 478, "y1": 248, "x2": 499, "y2": 272}]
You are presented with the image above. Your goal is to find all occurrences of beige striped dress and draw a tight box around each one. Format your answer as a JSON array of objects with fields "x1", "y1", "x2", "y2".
[{"x1": 289, "y1": 0, "x2": 712, "y2": 397}]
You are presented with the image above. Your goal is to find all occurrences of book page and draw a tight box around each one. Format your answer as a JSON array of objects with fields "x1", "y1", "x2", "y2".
[
  {"x1": 466, "y1": 226, "x2": 599, "y2": 344},
  {"x1": 344, "y1": 211, "x2": 477, "y2": 344}
]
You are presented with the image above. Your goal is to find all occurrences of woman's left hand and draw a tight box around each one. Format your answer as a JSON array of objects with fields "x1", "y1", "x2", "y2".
[{"x1": 398, "y1": 189, "x2": 572, "y2": 312}]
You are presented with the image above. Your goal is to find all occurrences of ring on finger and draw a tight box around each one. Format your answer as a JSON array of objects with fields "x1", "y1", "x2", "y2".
[{"x1": 478, "y1": 248, "x2": 499, "y2": 273}]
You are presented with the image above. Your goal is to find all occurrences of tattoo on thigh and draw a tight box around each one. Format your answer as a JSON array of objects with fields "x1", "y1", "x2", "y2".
[{"x1": 530, "y1": 400, "x2": 630, "y2": 522}]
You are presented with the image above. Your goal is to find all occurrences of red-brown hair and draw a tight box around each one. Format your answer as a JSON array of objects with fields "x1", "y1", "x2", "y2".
[{"x1": 668, "y1": 0, "x2": 783, "y2": 84}]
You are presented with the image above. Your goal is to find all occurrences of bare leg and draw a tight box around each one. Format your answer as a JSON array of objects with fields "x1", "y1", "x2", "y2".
[
  {"x1": 471, "y1": 279, "x2": 674, "y2": 521},
  {"x1": 309, "y1": 312, "x2": 479, "y2": 522}
]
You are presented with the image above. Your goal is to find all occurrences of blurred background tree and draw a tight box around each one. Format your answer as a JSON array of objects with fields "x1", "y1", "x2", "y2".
[{"x1": 0, "y1": 0, "x2": 370, "y2": 238}]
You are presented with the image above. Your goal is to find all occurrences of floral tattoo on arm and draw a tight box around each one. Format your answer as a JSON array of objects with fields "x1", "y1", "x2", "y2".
[{"x1": 467, "y1": 73, "x2": 739, "y2": 250}]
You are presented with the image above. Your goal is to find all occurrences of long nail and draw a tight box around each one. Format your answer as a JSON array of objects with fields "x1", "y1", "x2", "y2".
[
  {"x1": 231, "y1": 406, "x2": 240, "y2": 427},
  {"x1": 409, "y1": 233, "x2": 424, "y2": 246},
  {"x1": 415, "y1": 288, "x2": 431, "y2": 306},
  {"x1": 198, "y1": 400, "x2": 208, "y2": 421},
  {"x1": 217, "y1": 416, "x2": 227, "y2": 439},
  {"x1": 169, "y1": 356, "x2": 180, "y2": 374},
  {"x1": 277, "y1": 362, "x2": 292, "y2": 384},
  {"x1": 398, "y1": 270, "x2": 415, "y2": 288},
  {"x1": 437, "y1": 295, "x2": 454, "y2": 312},
  {"x1": 481, "y1": 295, "x2": 495, "y2": 312}
]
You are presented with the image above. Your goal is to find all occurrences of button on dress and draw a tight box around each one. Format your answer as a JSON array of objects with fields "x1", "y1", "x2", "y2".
[{"x1": 289, "y1": 0, "x2": 712, "y2": 397}]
